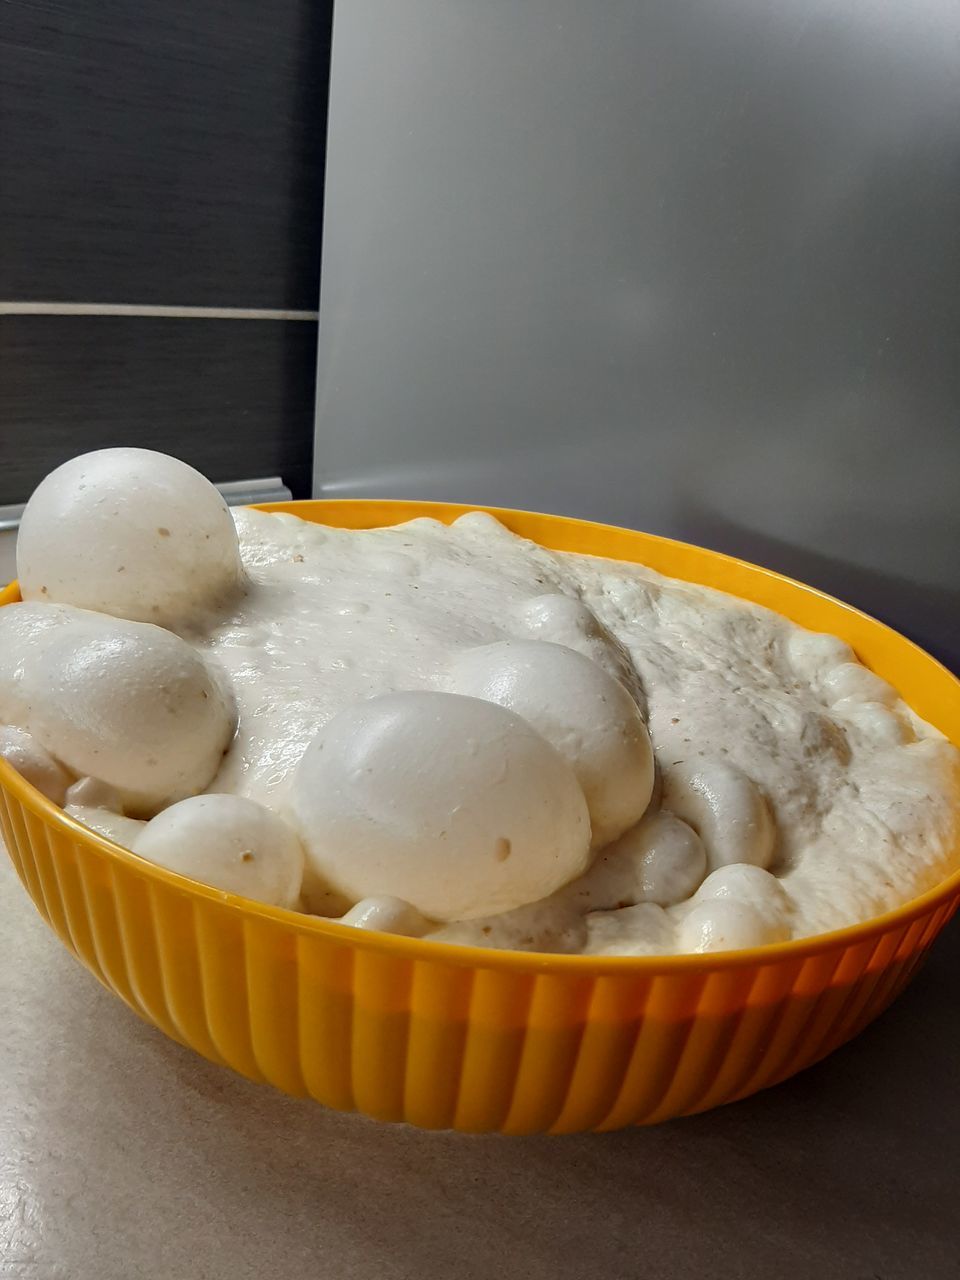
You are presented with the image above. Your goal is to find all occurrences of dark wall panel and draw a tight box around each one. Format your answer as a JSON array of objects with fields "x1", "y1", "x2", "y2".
[
  {"x1": 0, "y1": 0, "x2": 331, "y2": 309},
  {"x1": 0, "y1": 316, "x2": 317, "y2": 501}
]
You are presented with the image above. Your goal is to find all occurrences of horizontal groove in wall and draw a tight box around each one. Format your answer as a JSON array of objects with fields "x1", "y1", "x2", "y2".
[{"x1": 0, "y1": 303, "x2": 318, "y2": 321}]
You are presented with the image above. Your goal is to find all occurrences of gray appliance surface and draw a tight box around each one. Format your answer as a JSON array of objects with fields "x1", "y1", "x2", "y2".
[{"x1": 313, "y1": 0, "x2": 960, "y2": 668}]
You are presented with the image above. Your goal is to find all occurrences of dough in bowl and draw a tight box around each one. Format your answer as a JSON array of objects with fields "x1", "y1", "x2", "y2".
[{"x1": 3, "y1": 450, "x2": 958, "y2": 955}]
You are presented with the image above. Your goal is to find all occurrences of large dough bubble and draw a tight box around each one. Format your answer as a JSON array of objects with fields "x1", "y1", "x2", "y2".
[
  {"x1": 134, "y1": 794, "x2": 304, "y2": 908},
  {"x1": 661, "y1": 759, "x2": 776, "y2": 872},
  {"x1": 445, "y1": 640, "x2": 654, "y2": 848},
  {"x1": 291, "y1": 690, "x2": 591, "y2": 921},
  {"x1": 17, "y1": 448, "x2": 244, "y2": 627},
  {"x1": 0, "y1": 724, "x2": 72, "y2": 804},
  {"x1": 0, "y1": 602, "x2": 235, "y2": 814}
]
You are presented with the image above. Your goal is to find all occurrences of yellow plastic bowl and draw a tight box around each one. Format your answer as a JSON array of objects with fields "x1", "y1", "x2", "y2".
[{"x1": 2, "y1": 500, "x2": 959, "y2": 1134}]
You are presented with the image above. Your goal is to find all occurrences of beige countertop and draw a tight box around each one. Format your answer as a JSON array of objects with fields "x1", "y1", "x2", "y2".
[{"x1": 2, "y1": 846, "x2": 958, "y2": 1280}]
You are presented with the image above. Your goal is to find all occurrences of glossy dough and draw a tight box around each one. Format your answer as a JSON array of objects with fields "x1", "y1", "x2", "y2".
[
  {"x1": 0, "y1": 602, "x2": 235, "y2": 815},
  {"x1": 445, "y1": 639, "x2": 654, "y2": 848},
  {"x1": 134, "y1": 794, "x2": 304, "y2": 908},
  {"x1": 4, "y1": 481, "x2": 959, "y2": 955},
  {"x1": 200, "y1": 507, "x2": 958, "y2": 952},
  {"x1": 291, "y1": 691, "x2": 591, "y2": 921},
  {"x1": 16, "y1": 447, "x2": 244, "y2": 627},
  {"x1": 0, "y1": 725, "x2": 72, "y2": 804}
]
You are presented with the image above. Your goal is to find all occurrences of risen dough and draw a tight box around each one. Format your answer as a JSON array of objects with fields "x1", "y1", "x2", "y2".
[
  {"x1": 66, "y1": 805, "x2": 147, "y2": 848},
  {"x1": 134, "y1": 793, "x2": 303, "y2": 908},
  {"x1": 6, "y1": 478, "x2": 959, "y2": 955},
  {"x1": 0, "y1": 602, "x2": 235, "y2": 815},
  {"x1": 660, "y1": 760, "x2": 776, "y2": 872},
  {"x1": 445, "y1": 639, "x2": 654, "y2": 848},
  {"x1": 290, "y1": 690, "x2": 591, "y2": 921},
  {"x1": 0, "y1": 725, "x2": 72, "y2": 804},
  {"x1": 338, "y1": 896, "x2": 432, "y2": 937},
  {"x1": 17, "y1": 447, "x2": 244, "y2": 627}
]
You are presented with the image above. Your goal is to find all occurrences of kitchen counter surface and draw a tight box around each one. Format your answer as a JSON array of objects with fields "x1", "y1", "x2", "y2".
[{"x1": 2, "y1": 845, "x2": 958, "y2": 1280}]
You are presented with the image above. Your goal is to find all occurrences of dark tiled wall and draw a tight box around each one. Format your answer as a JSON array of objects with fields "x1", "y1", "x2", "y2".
[
  {"x1": 0, "y1": 0, "x2": 332, "y2": 503},
  {"x1": 1, "y1": 316, "x2": 319, "y2": 499}
]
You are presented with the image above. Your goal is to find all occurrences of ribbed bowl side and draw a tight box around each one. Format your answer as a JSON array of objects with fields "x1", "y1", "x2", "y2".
[{"x1": 3, "y1": 776, "x2": 955, "y2": 1134}]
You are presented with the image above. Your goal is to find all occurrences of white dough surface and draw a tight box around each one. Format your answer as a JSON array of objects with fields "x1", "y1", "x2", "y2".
[{"x1": 174, "y1": 508, "x2": 960, "y2": 953}]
